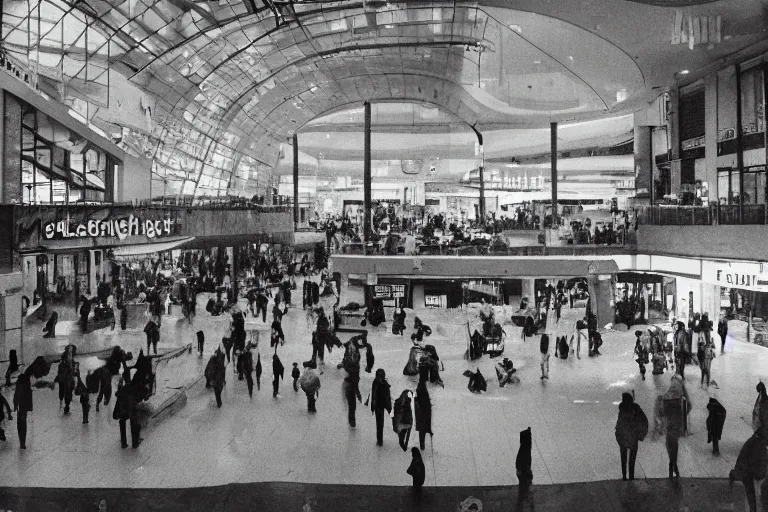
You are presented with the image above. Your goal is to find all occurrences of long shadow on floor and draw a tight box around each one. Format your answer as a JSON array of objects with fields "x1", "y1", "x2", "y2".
[{"x1": 0, "y1": 478, "x2": 763, "y2": 512}]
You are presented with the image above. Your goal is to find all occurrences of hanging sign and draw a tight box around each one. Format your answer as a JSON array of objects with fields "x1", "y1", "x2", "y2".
[
  {"x1": 43, "y1": 214, "x2": 173, "y2": 241},
  {"x1": 372, "y1": 284, "x2": 407, "y2": 299},
  {"x1": 701, "y1": 260, "x2": 768, "y2": 292}
]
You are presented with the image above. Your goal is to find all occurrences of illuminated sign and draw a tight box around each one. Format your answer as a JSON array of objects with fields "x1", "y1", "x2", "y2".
[{"x1": 43, "y1": 214, "x2": 173, "y2": 240}]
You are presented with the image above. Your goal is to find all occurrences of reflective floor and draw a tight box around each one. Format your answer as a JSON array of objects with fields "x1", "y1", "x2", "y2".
[{"x1": 0, "y1": 277, "x2": 761, "y2": 491}]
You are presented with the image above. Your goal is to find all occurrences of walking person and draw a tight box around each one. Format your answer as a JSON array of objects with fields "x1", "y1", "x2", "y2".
[
  {"x1": 615, "y1": 392, "x2": 648, "y2": 481},
  {"x1": 360, "y1": 336, "x2": 375, "y2": 373},
  {"x1": 730, "y1": 432, "x2": 768, "y2": 512},
  {"x1": 205, "y1": 349, "x2": 226, "y2": 408},
  {"x1": 255, "y1": 353, "x2": 262, "y2": 391},
  {"x1": 75, "y1": 369, "x2": 91, "y2": 424},
  {"x1": 369, "y1": 369, "x2": 392, "y2": 446},
  {"x1": 718, "y1": 313, "x2": 728, "y2": 354},
  {"x1": 143, "y1": 318, "x2": 160, "y2": 355},
  {"x1": 0, "y1": 387, "x2": 12, "y2": 442},
  {"x1": 343, "y1": 370, "x2": 361, "y2": 426},
  {"x1": 291, "y1": 362, "x2": 300, "y2": 392},
  {"x1": 701, "y1": 342, "x2": 716, "y2": 388},
  {"x1": 516, "y1": 427, "x2": 533, "y2": 503},
  {"x1": 540, "y1": 333, "x2": 550, "y2": 380},
  {"x1": 222, "y1": 329, "x2": 234, "y2": 364},
  {"x1": 272, "y1": 352, "x2": 284, "y2": 398},
  {"x1": 406, "y1": 447, "x2": 426, "y2": 503},
  {"x1": 299, "y1": 362, "x2": 321, "y2": 413},
  {"x1": 706, "y1": 397, "x2": 726, "y2": 456},
  {"x1": 414, "y1": 380, "x2": 432, "y2": 451},
  {"x1": 660, "y1": 373, "x2": 689, "y2": 478},
  {"x1": 55, "y1": 353, "x2": 76, "y2": 415},
  {"x1": 393, "y1": 390, "x2": 414, "y2": 452},
  {"x1": 241, "y1": 344, "x2": 255, "y2": 398},
  {"x1": 752, "y1": 382, "x2": 768, "y2": 440},
  {"x1": 569, "y1": 319, "x2": 586, "y2": 359},
  {"x1": 13, "y1": 366, "x2": 33, "y2": 449},
  {"x1": 674, "y1": 321, "x2": 688, "y2": 378},
  {"x1": 196, "y1": 331, "x2": 205, "y2": 358},
  {"x1": 113, "y1": 378, "x2": 136, "y2": 448}
]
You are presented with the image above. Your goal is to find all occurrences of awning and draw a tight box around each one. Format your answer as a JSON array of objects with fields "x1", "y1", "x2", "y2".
[{"x1": 110, "y1": 237, "x2": 196, "y2": 258}]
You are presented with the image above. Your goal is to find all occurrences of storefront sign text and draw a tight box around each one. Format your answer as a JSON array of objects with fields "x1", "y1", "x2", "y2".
[
  {"x1": 43, "y1": 215, "x2": 173, "y2": 241},
  {"x1": 702, "y1": 260, "x2": 768, "y2": 292},
  {"x1": 373, "y1": 284, "x2": 406, "y2": 299}
]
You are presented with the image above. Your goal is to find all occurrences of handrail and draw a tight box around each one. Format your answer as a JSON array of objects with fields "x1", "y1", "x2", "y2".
[{"x1": 637, "y1": 205, "x2": 768, "y2": 226}]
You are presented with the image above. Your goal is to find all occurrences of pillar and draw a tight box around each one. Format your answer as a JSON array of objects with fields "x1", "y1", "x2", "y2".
[
  {"x1": 669, "y1": 88, "x2": 681, "y2": 195},
  {"x1": 550, "y1": 122, "x2": 558, "y2": 225},
  {"x1": 363, "y1": 101, "x2": 372, "y2": 244},
  {"x1": 704, "y1": 72, "x2": 719, "y2": 202},
  {"x1": 588, "y1": 274, "x2": 614, "y2": 329},
  {"x1": 735, "y1": 64, "x2": 745, "y2": 224},
  {"x1": 633, "y1": 114, "x2": 652, "y2": 202},
  {"x1": 521, "y1": 278, "x2": 535, "y2": 304},
  {"x1": 292, "y1": 133, "x2": 299, "y2": 230}
]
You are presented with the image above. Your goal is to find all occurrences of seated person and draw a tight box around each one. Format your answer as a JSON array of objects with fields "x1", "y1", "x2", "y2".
[
  {"x1": 495, "y1": 358, "x2": 519, "y2": 387},
  {"x1": 464, "y1": 368, "x2": 487, "y2": 393}
]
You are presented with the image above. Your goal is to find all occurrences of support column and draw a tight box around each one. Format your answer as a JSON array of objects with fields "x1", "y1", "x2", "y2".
[
  {"x1": 550, "y1": 122, "x2": 558, "y2": 225},
  {"x1": 292, "y1": 133, "x2": 299, "y2": 230},
  {"x1": 363, "y1": 101, "x2": 372, "y2": 245},
  {"x1": 669, "y1": 88, "x2": 681, "y2": 195},
  {"x1": 633, "y1": 114, "x2": 653, "y2": 202},
  {"x1": 705, "y1": 72, "x2": 719, "y2": 203},
  {"x1": 736, "y1": 64, "x2": 744, "y2": 224},
  {"x1": 470, "y1": 124, "x2": 485, "y2": 224}
]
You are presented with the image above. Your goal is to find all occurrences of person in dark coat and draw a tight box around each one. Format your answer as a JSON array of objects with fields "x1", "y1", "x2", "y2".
[
  {"x1": 79, "y1": 297, "x2": 91, "y2": 333},
  {"x1": 241, "y1": 344, "x2": 255, "y2": 398},
  {"x1": 291, "y1": 362, "x2": 300, "y2": 392},
  {"x1": 303, "y1": 279, "x2": 312, "y2": 309},
  {"x1": 299, "y1": 362, "x2": 321, "y2": 413},
  {"x1": 718, "y1": 314, "x2": 728, "y2": 354},
  {"x1": 392, "y1": 307, "x2": 406, "y2": 336},
  {"x1": 406, "y1": 447, "x2": 426, "y2": 500},
  {"x1": 706, "y1": 397, "x2": 727, "y2": 455},
  {"x1": 393, "y1": 390, "x2": 414, "y2": 452},
  {"x1": 143, "y1": 319, "x2": 160, "y2": 355},
  {"x1": 196, "y1": 330, "x2": 205, "y2": 357},
  {"x1": 272, "y1": 353, "x2": 284, "y2": 397},
  {"x1": 76, "y1": 370, "x2": 90, "y2": 424},
  {"x1": 540, "y1": 334, "x2": 550, "y2": 380},
  {"x1": 311, "y1": 331, "x2": 326, "y2": 368},
  {"x1": 730, "y1": 433, "x2": 768, "y2": 512},
  {"x1": 91, "y1": 365, "x2": 112, "y2": 412},
  {"x1": 4, "y1": 349, "x2": 18, "y2": 387},
  {"x1": 56, "y1": 355, "x2": 76, "y2": 414},
  {"x1": 205, "y1": 350, "x2": 226, "y2": 407},
  {"x1": 256, "y1": 290, "x2": 269, "y2": 322},
  {"x1": 12, "y1": 366, "x2": 34, "y2": 449},
  {"x1": 615, "y1": 392, "x2": 646, "y2": 480},
  {"x1": 119, "y1": 304, "x2": 128, "y2": 330},
  {"x1": 360, "y1": 336, "x2": 374, "y2": 373},
  {"x1": 516, "y1": 427, "x2": 533, "y2": 502},
  {"x1": 222, "y1": 331, "x2": 234, "y2": 364},
  {"x1": 43, "y1": 311, "x2": 58, "y2": 338},
  {"x1": 370, "y1": 369, "x2": 392, "y2": 446},
  {"x1": 113, "y1": 378, "x2": 137, "y2": 448},
  {"x1": 270, "y1": 321, "x2": 285, "y2": 347},
  {"x1": 0, "y1": 388, "x2": 12, "y2": 442},
  {"x1": 343, "y1": 370, "x2": 361, "y2": 426},
  {"x1": 255, "y1": 353, "x2": 262, "y2": 390},
  {"x1": 414, "y1": 380, "x2": 432, "y2": 450}
]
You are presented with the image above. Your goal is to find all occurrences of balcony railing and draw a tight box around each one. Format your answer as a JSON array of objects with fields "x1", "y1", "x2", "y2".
[{"x1": 637, "y1": 205, "x2": 768, "y2": 226}]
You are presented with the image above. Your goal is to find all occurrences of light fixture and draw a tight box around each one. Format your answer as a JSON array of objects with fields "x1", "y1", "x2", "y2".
[
  {"x1": 679, "y1": 69, "x2": 689, "y2": 75},
  {"x1": 616, "y1": 89, "x2": 628, "y2": 103},
  {"x1": 533, "y1": 60, "x2": 541, "y2": 64},
  {"x1": 508, "y1": 24, "x2": 521, "y2": 33}
]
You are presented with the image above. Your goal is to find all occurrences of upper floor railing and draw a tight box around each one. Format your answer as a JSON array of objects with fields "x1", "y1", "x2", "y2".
[{"x1": 637, "y1": 205, "x2": 768, "y2": 226}]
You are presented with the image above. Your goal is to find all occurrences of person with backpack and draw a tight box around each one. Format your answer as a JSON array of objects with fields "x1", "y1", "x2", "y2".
[
  {"x1": 706, "y1": 397, "x2": 726, "y2": 456},
  {"x1": 660, "y1": 373, "x2": 689, "y2": 478},
  {"x1": 393, "y1": 390, "x2": 414, "y2": 452},
  {"x1": 299, "y1": 361, "x2": 321, "y2": 414},
  {"x1": 615, "y1": 392, "x2": 647, "y2": 480}
]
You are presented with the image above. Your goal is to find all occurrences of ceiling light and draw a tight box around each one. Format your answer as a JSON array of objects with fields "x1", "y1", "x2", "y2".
[
  {"x1": 533, "y1": 60, "x2": 541, "y2": 64},
  {"x1": 678, "y1": 69, "x2": 689, "y2": 75},
  {"x1": 616, "y1": 89, "x2": 628, "y2": 103},
  {"x1": 508, "y1": 24, "x2": 521, "y2": 33},
  {"x1": 310, "y1": 86, "x2": 318, "y2": 92}
]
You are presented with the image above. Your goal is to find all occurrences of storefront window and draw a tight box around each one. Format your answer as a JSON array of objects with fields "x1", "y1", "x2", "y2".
[{"x1": 13, "y1": 95, "x2": 116, "y2": 205}]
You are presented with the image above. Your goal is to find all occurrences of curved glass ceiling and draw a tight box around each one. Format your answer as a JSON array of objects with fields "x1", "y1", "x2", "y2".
[{"x1": 1, "y1": 0, "x2": 644, "y2": 198}]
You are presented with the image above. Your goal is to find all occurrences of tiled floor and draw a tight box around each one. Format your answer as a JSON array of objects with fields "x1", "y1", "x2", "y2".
[{"x1": 0, "y1": 277, "x2": 762, "y2": 490}]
